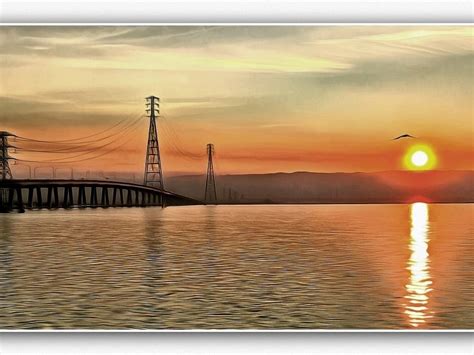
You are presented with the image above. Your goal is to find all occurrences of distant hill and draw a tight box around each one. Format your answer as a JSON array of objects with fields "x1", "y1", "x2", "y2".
[{"x1": 165, "y1": 170, "x2": 474, "y2": 204}]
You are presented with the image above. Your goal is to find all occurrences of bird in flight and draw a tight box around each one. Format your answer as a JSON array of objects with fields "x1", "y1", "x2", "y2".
[{"x1": 392, "y1": 134, "x2": 416, "y2": 140}]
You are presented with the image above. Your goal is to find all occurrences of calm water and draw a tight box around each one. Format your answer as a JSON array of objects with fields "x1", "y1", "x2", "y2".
[{"x1": 0, "y1": 204, "x2": 472, "y2": 330}]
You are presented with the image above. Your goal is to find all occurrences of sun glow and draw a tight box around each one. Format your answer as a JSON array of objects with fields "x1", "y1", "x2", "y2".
[{"x1": 403, "y1": 144, "x2": 437, "y2": 171}]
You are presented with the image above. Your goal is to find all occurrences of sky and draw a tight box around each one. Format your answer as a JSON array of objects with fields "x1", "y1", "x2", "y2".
[{"x1": 0, "y1": 26, "x2": 472, "y2": 176}]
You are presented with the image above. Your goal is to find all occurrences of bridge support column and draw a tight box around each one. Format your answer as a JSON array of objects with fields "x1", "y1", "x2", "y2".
[
  {"x1": 16, "y1": 187, "x2": 25, "y2": 213},
  {"x1": 69, "y1": 187, "x2": 74, "y2": 208},
  {"x1": 112, "y1": 188, "x2": 118, "y2": 206},
  {"x1": 53, "y1": 186, "x2": 59, "y2": 209},
  {"x1": 47, "y1": 187, "x2": 53, "y2": 208},
  {"x1": 120, "y1": 188, "x2": 124, "y2": 206},
  {"x1": 91, "y1": 186, "x2": 98, "y2": 208},
  {"x1": 101, "y1": 187, "x2": 109, "y2": 208},
  {"x1": 27, "y1": 187, "x2": 34, "y2": 209},
  {"x1": 63, "y1": 186, "x2": 73, "y2": 209},
  {"x1": 126, "y1": 189, "x2": 132, "y2": 207},
  {"x1": 36, "y1": 187, "x2": 43, "y2": 209},
  {"x1": 0, "y1": 188, "x2": 7, "y2": 212},
  {"x1": 141, "y1": 191, "x2": 147, "y2": 207},
  {"x1": 78, "y1": 186, "x2": 86, "y2": 207},
  {"x1": 7, "y1": 188, "x2": 14, "y2": 211},
  {"x1": 134, "y1": 190, "x2": 140, "y2": 206}
]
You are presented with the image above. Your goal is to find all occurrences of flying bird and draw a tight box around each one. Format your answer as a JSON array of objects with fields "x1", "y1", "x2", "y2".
[{"x1": 392, "y1": 134, "x2": 416, "y2": 140}]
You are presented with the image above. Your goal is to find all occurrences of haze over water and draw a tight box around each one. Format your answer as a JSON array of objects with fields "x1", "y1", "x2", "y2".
[{"x1": 0, "y1": 204, "x2": 472, "y2": 329}]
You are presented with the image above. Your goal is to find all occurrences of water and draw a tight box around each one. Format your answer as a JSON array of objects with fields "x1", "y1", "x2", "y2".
[{"x1": 0, "y1": 204, "x2": 472, "y2": 330}]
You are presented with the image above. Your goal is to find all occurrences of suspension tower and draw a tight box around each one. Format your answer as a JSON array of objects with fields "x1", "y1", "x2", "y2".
[
  {"x1": 143, "y1": 96, "x2": 164, "y2": 190},
  {"x1": 204, "y1": 143, "x2": 217, "y2": 203},
  {"x1": 0, "y1": 131, "x2": 14, "y2": 180}
]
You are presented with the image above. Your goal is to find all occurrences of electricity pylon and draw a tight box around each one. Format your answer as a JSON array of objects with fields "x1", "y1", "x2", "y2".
[
  {"x1": 0, "y1": 131, "x2": 14, "y2": 180},
  {"x1": 143, "y1": 96, "x2": 164, "y2": 190},
  {"x1": 204, "y1": 143, "x2": 217, "y2": 203}
]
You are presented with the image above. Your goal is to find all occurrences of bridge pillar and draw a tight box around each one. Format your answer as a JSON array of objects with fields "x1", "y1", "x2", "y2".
[
  {"x1": 68, "y1": 186, "x2": 74, "y2": 208},
  {"x1": 78, "y1": 186, "x2": 86, "y2": 207},
  {"x1": 47, "y1": 187, "x2": 53, "y2": 208},
  {"x1": 120, "y1": 188, "x2": 124, "y2": 206},
  {"x1": 0, "y1": 188, "x2": 7, "y2": 212},
  {"x1": 0, "y1": 187, "x2": 24, "y2": 213},
  {"x1": 91, "y1": 186, "x2": 98, "y2": 208},
  {"x1": 7, "y1": 188, "x2": 14, "y2": 211},
  {"x1": 63, "y1": 186, "x2": 73, "y2": 209},
  {"x1": 53, "y1": 186, "x2": 59, "y2": 209},
  {"x1": 101, "y1": 187, "x2": 109, "y2": 207},
  {"x1": 27, "y1": 187, "x2": 34, "y2": 209},
  {"x1": 141, "y1": 190, "x2": 146, "y2": 207},
  {"x1": 36, "y1": 187, "x2": 43, "y2": 209},
  {"x1": 134, "y1": 189, "x2": 140, "y2": 206},
  {"x1": 63, "y1": 187, "x2": 68, "y2": 208},
  {"x1": 112, "y1": 188, "x2": 118, "y2": 206},
  {"x1": 16, "y1": 187, "x2": 25, "y2": 213},
  {"x1": 126, "y1": 189, "x2": 132, "y2": 207}
]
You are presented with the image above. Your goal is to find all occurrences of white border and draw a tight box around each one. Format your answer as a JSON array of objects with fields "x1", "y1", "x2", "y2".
[
  {"x1": 0, "y1": 0, "x2": 472, "y2": 23},
  {"x1": 0, "y1": 21, "x2": 473, "y2": 333},
  {"x1": 1, "y1": 22, "x2": 473, "y2": 25}
]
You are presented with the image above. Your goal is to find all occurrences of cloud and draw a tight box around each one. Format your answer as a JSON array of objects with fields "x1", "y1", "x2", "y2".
[{"x1": 1, "y1": 26, "x2": 472, "y2": 173}]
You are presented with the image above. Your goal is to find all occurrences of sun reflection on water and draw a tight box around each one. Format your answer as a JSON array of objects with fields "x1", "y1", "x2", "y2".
[{"x1": 404, "y1": 202, "x2": 433, "y2": 328}]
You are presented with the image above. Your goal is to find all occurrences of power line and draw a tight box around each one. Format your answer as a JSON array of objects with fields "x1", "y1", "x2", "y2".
[
  {"x1": 16, "y1": 138, "x2": 133, "y2": 165},
  {"x1": 14, "y1": 111, "x2": 143, "y2": 146},
  {"x1": 15, "y1": 117, "x2": 144, "y2": 164},
  {"x1": 14, "y1": 114, "x2": 145, "y2": 155},
  {"x1": 159, "y1": 116, "x2": 206, "y2": 160}
]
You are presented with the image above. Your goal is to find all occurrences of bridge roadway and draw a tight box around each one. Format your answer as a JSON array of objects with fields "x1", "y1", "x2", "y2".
[{"x1": 0, "y1": 179, "x2": 202, "y2": 213}]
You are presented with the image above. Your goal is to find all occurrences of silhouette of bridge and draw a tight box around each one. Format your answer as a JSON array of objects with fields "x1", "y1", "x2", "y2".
[
  {"x1": 0, "y1": 179, "x2": 199, "y2": 213},
  {"x1": 0, "y1": 95, "x2": 205, "y2": 212}
]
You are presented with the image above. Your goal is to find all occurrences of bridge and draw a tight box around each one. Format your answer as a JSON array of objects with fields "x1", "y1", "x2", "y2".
[
  {"x1": 0, "y1": 179, "x2": 200, "y2": 213},
  {"x1": 0, "y1": 95, "x2": 208, "y2": 212}
]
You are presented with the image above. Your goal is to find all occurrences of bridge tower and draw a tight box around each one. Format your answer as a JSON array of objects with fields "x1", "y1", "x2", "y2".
[
  {"x1": 204, "y1": 143, "x2": 217, "y2": 203},
  {"x1": 144, "y1": 96, "x2": 164, "y2": 190},
  {"x1": 0, "y1": 131, "x2": 14, "y2": 180}
]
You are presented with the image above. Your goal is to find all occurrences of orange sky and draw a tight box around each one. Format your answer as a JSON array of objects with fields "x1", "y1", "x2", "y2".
[{"x1": 1, "y1": 26, "x2": 472, "y2": 176}]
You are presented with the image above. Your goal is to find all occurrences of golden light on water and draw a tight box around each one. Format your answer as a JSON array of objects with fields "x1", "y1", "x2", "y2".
[
  {"x1": 404, "y1": 202, "x2": 433, "y2": 327},
  {"x1": 403, "y1": 144, "x2": 437, "y2": 171}
]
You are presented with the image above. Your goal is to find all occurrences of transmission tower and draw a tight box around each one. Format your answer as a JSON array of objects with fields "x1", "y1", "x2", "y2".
[
  {"x1": 143, "y1": 96, "x2": 164, "y2": 190},
  {"x1": 204, "y1": 143, "x2": 217, "y2": 203},
  {"x1": 0, "y1": 131, "x2": 14, "y2": 180}
]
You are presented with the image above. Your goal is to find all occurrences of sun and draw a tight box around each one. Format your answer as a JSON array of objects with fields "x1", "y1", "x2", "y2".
[
  {"x1": 411, "y1": 150, "x2": 428, "y2": 167},
  {"x1": 403, "y1": 144, "x2": 437, "y2": 171}
]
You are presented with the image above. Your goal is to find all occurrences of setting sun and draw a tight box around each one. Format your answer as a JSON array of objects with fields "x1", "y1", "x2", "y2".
[
  {"x1": 403, "y1": 144, "x2": 437, "y2": 171},
  {"x1": 411, "y1": 150, "x2": 429, "y2": 167}
]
